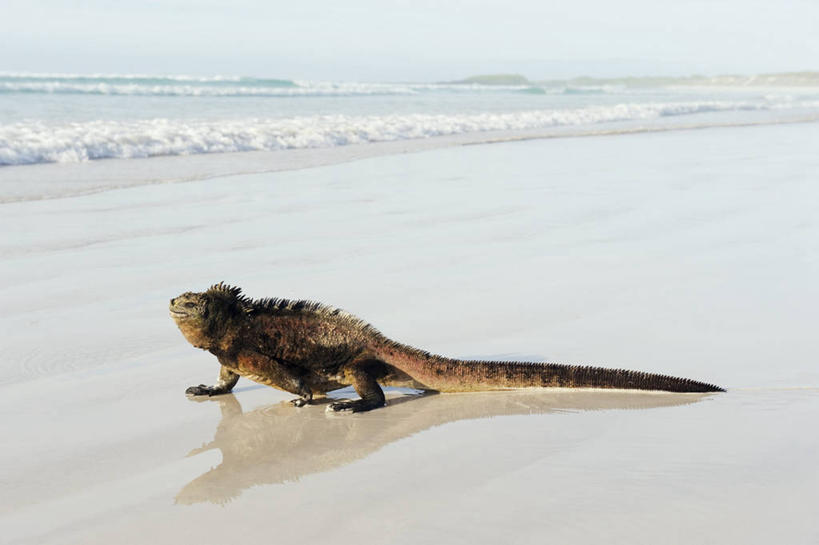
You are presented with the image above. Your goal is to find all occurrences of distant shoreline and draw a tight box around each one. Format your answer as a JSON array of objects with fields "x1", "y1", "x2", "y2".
[{"x1": 447, "y1": 71, "x2": 819, "y2": 87}]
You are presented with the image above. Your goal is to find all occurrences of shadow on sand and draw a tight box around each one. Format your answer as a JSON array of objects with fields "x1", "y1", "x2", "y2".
[{"x1": 176, "y1": 390, "x2": 709, "y2": 504}]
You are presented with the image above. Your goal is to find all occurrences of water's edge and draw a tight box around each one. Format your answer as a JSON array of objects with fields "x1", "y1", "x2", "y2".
[{"x1": 2, "y1": 113, "x2": 817, "y2": 204}]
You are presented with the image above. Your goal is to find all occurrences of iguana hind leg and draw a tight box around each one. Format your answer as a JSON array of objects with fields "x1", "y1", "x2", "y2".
[
  {"x1": 327, "y1": 362, "x2": 386, "y2": 413},
  {"x1": 186, "y1": 366, "x2": 239, "y2": 397}
]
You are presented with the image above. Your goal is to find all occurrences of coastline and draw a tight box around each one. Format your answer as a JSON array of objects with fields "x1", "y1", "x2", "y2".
[{"x1": 1, "y1": 110, "x2": 817, "y2": 203}]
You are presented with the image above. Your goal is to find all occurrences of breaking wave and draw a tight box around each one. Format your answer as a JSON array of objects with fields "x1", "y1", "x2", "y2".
[
  {"x1": 4, "y1": 71, "x2": 819, "y2": 98},
  {"x1": 0, "y1": 72, "x2": 538, "y2": 97},
  {"x1": 0, "y1": 100, "x2": 805, "y2": 166}
]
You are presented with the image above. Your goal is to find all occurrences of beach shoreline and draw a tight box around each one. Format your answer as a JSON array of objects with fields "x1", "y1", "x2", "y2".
[{"x1": 2, "y1": 109, "x2": 817, "y2": 203}]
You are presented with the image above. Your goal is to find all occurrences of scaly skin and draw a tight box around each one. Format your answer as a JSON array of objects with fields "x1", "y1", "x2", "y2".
[{"x1": 170, "y1": 283, "x2": 724, "y2": 412}]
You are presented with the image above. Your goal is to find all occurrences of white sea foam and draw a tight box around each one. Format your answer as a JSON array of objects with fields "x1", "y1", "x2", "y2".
[
  {"x1": 0, "y1": 80, "x2": 399, "y2": 97},
  {"x1": 3, "y1": 100, "x2": 814, "y2": 166},
  {"x1": 0, "y1": 73, "x2": 538, "y2": 97},
  {"x1": 0, "y1": 80, "x2": 540, "y2": 97},
  {"x1": 3, "y1": 101, "x2": 810, "y2": 166}
]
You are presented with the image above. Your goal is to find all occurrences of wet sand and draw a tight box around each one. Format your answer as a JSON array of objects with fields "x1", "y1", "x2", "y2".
[{"x1": 1, "y1": 121, "x2": 818, "y2": 544}]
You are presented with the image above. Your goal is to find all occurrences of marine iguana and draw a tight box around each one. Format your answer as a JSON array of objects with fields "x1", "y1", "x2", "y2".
[{"x1": 170, "y1": 282, "x2": 724, "y2": 412}]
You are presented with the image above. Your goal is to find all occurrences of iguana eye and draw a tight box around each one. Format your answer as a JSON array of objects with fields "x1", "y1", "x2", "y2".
[{"x1": 184, "y1": 302, "x2": 196, "y2": 308}]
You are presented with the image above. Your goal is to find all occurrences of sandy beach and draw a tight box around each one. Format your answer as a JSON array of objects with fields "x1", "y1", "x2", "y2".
[{"x1": 2, "y1": 121, "x2": 818, "y2": 544}]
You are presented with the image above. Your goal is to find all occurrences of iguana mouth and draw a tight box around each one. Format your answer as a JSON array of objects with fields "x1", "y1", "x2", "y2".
[{"x1": 169, "y1": 308, "x2": 190, "y2": 318}]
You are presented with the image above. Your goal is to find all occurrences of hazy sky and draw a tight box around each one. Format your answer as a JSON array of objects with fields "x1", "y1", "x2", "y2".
[{"x1": 2, "y1": 0, "x2": 818, "y2": 80}]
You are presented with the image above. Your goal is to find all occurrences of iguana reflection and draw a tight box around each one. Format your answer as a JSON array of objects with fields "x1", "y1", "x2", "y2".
[{"x1": 177, "y1": 390, "x2": 706, "y2": 504}]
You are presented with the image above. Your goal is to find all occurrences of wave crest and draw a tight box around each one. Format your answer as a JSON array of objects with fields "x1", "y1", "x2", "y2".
[
  {"x1": 0, "y1": 73, "x2": 544, "y2": 97},
  {"x1": 0, "y1": 101, "x2": 808, "y2": 166}
]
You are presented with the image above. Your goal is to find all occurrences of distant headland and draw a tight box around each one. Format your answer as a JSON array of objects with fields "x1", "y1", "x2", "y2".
[
  {"x1": 448, "y1": 71, "x2": 819, "y2": 87},
  {"x1": 447, "y1": 74, "x2": 532, "y2": 85}
]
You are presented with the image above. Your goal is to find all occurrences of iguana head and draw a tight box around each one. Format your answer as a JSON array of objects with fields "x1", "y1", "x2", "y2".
[{"x1": 170, "y1": 282, "x2": 245, "y2": 350}]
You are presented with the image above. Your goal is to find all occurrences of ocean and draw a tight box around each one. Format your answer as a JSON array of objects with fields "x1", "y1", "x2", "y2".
[{"x1": 2, "y1": 71, "x2": 818, "y2": 168}]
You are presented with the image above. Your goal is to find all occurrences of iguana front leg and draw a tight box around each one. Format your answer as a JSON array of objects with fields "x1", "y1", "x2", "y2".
[
  {"x1": 187, "y1": 351, "x2": 313, "y2": 407},
  {"x1": 186, "y1": 366, "x2": 239, "y2": 397}
]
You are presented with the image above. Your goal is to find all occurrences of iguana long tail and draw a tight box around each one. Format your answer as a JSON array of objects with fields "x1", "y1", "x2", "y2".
[{"x1": 376, "y1": 343, "x2": 725, "y2": 393}]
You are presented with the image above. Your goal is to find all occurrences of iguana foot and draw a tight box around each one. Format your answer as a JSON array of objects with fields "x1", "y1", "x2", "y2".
[
  {"x1": 186, "y1": 384, "x2": 220, "y2": 396},
  {"x1": 326, "y1": 399, "x2": 386, "y2": 413},
  {"x1": 289, "y1": 389, "x2": 313, "y2": 407}
]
